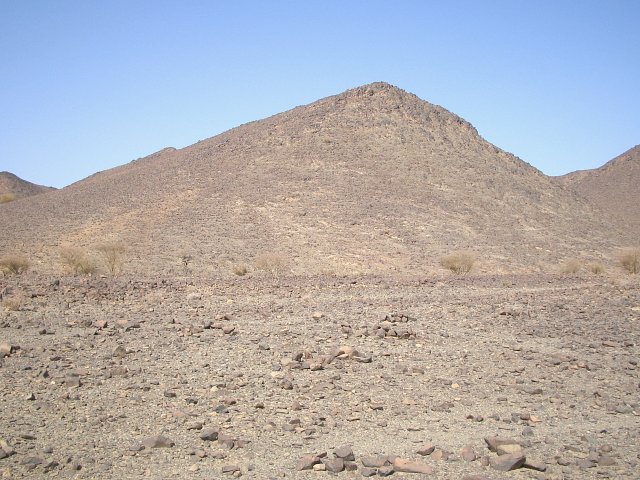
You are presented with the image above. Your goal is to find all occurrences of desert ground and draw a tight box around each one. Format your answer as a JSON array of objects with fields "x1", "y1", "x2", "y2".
[{"x1": 1, "y1": 270, "x2": 638, "y2": 479}]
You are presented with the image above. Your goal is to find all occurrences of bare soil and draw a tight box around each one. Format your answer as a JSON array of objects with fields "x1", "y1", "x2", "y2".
[{"x1": 1, "y1": 272, "x2": 639, "y2": 479}]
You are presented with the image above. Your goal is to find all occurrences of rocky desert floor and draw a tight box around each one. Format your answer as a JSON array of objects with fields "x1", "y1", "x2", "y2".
[{"x1": 1, "y1": 272, "x2": 639, "y2": 479}]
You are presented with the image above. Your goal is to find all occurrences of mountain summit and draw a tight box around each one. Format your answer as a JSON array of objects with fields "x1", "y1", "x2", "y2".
[{"x1": 0, "y1": 82, "x2": 631, "y2": 275}]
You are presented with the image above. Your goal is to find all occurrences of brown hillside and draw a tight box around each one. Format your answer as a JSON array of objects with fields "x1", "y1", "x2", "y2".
[
  {"x1": 0, "y1": 82, "x2": 631, "y2": 275},
  {"x1": 0, "y1": 171, "x2": 55, "y2": 202},
  {"x1": 558, "y1": 145, "x2": 640, "y2": 236}
]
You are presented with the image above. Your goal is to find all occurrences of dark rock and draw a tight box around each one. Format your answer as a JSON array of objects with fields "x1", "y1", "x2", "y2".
[
  {"x1": 490, "y1": 453, "x2": 525, "y2": 471},
  {"x1": 323, "y1": 457, "x2": 344, "y2": 473},
  {"x1": 142, "y1": 435, "x2": 175, "y2": 449},
  {"x1": 296, "y1": 454, "x2": 321, "y2": 471},
  {"x1": 335, "y1": 445, "x2": 355, "y2": 461},
  {"x1": 200, "y1": 428, "x2": 219, "y2": 441}
]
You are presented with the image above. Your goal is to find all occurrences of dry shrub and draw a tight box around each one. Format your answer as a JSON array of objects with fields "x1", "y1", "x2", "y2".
[
  {"x1": 0, "y1": 193, "x2": 16, "y2": 204},
  {"x1": 559, "y1": 258, "x2": 581, "y2": 274},
  {"x1": 60, "y1": 247, "x2": 97, "y2": 275},
  {"x1": 232, "y1": 264, "x2": 249, "y2": 276},
  {"x1": 2, "y1": 293, "x2": 24, "y2": 311},
  {"x1": 254, "y1": 253, "x2": 287, "y2": 274},
  {"x1": 439, "y1": 251, "x2": 476, "y2": 275},
  {"x1": 96, "y1": 242, "x2": 126, "y2": 274},
  {"x1": 0, "y1": 255, "x2": 30, "y2": 275},
  {"x1": 588, "y1": 263, "x2": 605, "y2": 275},
  {"x1": 619, "y1": 247, "x2": 640, "y2": 274}
]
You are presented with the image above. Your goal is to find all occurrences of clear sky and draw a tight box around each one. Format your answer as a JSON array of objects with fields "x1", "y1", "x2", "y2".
[{"x1": 1, "y1": 0, "x2": 638, "y2": 188}]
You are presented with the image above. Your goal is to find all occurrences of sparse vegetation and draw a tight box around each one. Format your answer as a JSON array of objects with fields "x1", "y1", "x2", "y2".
[
  {"x1": 0, "y1": 192, "x2": 16, "y2": 204},
  {"x1": 60, "y1": 247, "x2": 97, "y2": 275},
  {"x1": 588, "y1": 263, "x2": 605, "y2": 275},
  {"x1": 0, "y1": 255, "x2": 30, "y2": 275},
  {"x1": 2, "y1": 292, "x2": 24, "y2": 311},
  {"x1": 559, "y1": 258, "x2": 581, "y2": 274},
  {"x1": 96, "y1": 242, "x2": 126, "y2": 274},
  {"x1": 619, "y1": 247, "x2": 640, "y2": 274},
  {"x1": 439, "y1": 250, "x2": 476, "y2": 275},
  {"x1": 254, "y1": 253, "x2": 287, "y2": 274},
  {"x1": 232, "y1": 263, "x2": 249, "y2": 276}
]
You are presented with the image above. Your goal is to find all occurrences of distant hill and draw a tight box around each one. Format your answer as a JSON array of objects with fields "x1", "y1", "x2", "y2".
[
  {"x1": 558, "y1": 145, "x2": 640, "y2": 237},
  {"x1": 0, "y1": 83, "x2": 633, "y2": 275},
  {"x1": 0, "y1": 171, "x2": 55, "y2": 203}
]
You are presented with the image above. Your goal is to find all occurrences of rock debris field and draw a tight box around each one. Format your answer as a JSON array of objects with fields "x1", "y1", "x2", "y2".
[{"x1": 1, "y1": 273, "x2": 639, "y2": 479}]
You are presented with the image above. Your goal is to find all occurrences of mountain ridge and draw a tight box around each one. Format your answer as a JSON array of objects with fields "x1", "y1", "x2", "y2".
[{"x1": 0, "y1": 82, "x2": 633, "y2": 275}]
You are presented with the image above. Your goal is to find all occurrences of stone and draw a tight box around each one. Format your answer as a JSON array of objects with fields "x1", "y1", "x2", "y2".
[
  {"x1": 323, "y1": 457, "x2": 344, "y2": 473},
  {"x1": 335, "y1": 445, "x2": 355, "y2": 461},
  {"x1": 142, "y1": 435, "x2": 175, "y2": 449},
  {"x1": 361, "y1": 455, "x2": 389, "y2": 468},
  {"x1": 490, "y1": 453, "x2": 525, "y2": 471},
  {"x1": 221, "y1": 464, "x2": 240, "y2": 474},
  {"x1": 361, "y1": 466, "x2": 377, "y2": 477},
  {"x1": 598, "y1": 455, "x2": 616, "y2": 466},
  {"x1": 296, "y1": 454, "x2": 321, "y2": 471},
  {"x1": 112, "y1": 345, "x2": 127, "y2": 358},
  {"x1": 393, "y1": 457, "x2": 434, "y2": 474},
  {"x1": 377, "y1": 465, "x2": 395, "y2": 476},
  {"x1": 431, "y1": 449, "x2": 449, "y2": 461},
  {"x1": 0, "y1": 343, "x2": 12, "y2": 356},
  {"x1": 461, "y1": 445, "x2": 477, "y2": 462},
  {"x1": 417, "y1": 442, "x2": 435, "y2": 456},
  {"x1": 496, "y1": 444, "x2": 523, "y2": 456},
  {"x1": 484, "y1": 436, "x2": 520, "y2": 452},
  {"x1": 200, "y1": 428, "x2": 219, "y2": 441},
  {"x1": 523, "y1": 459, "x2": 547, "y2": 471}
]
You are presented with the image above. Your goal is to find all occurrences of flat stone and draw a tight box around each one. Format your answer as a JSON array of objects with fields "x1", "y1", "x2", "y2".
[
  {"x1": 484, "y1": 436, "x2": 520, "y2": 452},
  {"x1": 496, "y1": 444, "x2": 523, "y2": 456},
  {"x1": 361, "y1": 455, "x2": 389, "y2": 467},
  {"x1": 393, "y1": 457, "x2": 434, "y2": 474},
  {"x1": 200, "y1": 428, "x2": 219, "y2": 441},
  {"x1": 417, "y1": 442, "x2": 435, "y2": 456},
  {"x1": 490, "y1": 453, "x2": 525, "y2": 471},
  {"x1": 523, "y1": 459, "x2": 547, "y2": 471},
  {"x1": 221, "y1": 464, "x2": 240, "y2": 474},
  {"x1": 378, "y1": 465, "x2": 395, "y2": 476},
  {"x1": 142, "y1": 435, "x2": 175, "y2": 449},
  {"x1": 296, "y1": 454, "x2": 321, "y2": 471}
]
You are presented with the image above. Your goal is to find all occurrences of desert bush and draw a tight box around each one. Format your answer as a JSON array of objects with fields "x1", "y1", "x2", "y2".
[
  {"x1": 0, "y1": 193, "x2": 16, "y2": 204},
  {"x1": 619, "y1": 247, "x2": 640, "y2": 274},
  {"x1": 60, "y1": 247, "x2": 97, "y2": 275},
  {"x1": 254, "y1": 253, "x2": 287, "y2": 274},
  {"x1": 559, "y1": 258, "x2": 581, "y2": 274},
  {"x1": 232, "y1": 263, "x2": 249, "y2": 276},
  {"x1": 2, "y1": 293, "x2": 24, "y2": 311},
  {"x1": 0, "y1": 255, "x2": 30, "y2": 275},
  {"x1": 439, "y1": 250, "x2": 476, "y2": 275},
  {"x1": 588, "y1": 263, "x2": 605, "y2": 275},
  {"x1": 96, "y1": 242, "x2": 126, "y2": 274}
]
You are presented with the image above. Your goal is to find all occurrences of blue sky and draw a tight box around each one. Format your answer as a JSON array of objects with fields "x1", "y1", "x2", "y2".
[{"x1": 1, "y1": 0, "x2": 638, "y2": 188}]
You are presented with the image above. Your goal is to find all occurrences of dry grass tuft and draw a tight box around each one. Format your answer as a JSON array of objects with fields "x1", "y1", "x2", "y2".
[
  {"x1": 588, "y1": 263, "x2": 605, "y2": 275},
  {"x1": 439, "y1": 251, "x2": 476, "y2": 275},
  {"x1": 0, "y1": 192, "x2": 16, "y2": 204},
  {"x1": 559, "y1": 258, "x2": 581, "y2": 274},
  {"x1": 96, "y1": 242, "x2": 126, "y2": 274},
  {"x1": 60, "y1": 247, "x2": 97, "y2": 275},
  {"x1": 2, "y1": 293, "x2": 24, "y2": 311},
  {"x1": 232, "y1": 264, "x2": 249, "y2": 276},
  {"x1": 618, "y1": 247, "x2": 640, "y2": 274},
  {"x1": 254, "y1": 253, "x2": 287, "y2": 274},
  {"x1": 0, "y1": 255, "x2": 30, "y2": 275}
]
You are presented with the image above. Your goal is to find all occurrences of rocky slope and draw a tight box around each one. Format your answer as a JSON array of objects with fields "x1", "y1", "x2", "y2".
[
  {"x1": 557, "y1": 145, "x2": 640, "y2": 237},
  {"x1": 0, "y1": 172, "x2": 54, "y2": 202},
  {"x1": 0, "y1": 83, "x2": 631, "y2": 275}
]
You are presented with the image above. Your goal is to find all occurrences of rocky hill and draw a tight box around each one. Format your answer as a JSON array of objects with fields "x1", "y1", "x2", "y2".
[
  {"x1": 0, "y1": 172, "x2": 55, "y2": 202},
  {"x1": 558, "y1": 145, "x2": 640, "y2": 237},
  {"x1": 0, "y1": 83, "x2": 631, "y2": 275}
]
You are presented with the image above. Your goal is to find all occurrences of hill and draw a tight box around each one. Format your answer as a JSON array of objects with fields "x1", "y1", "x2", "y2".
[
  {"x1": 0, "y1": 171, "x2": 55, "y2": 202},
  {"x1": 558, "y1": 145, "x2": 640, "y2": 236},
  {"x1": 0, "y1": 82, "x2": 632, "y2": 275}
]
